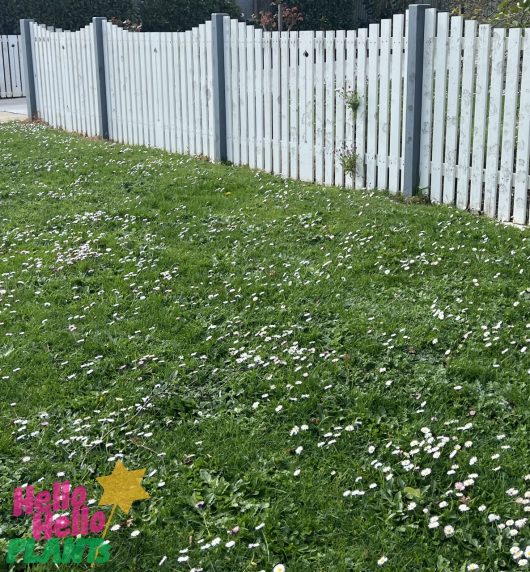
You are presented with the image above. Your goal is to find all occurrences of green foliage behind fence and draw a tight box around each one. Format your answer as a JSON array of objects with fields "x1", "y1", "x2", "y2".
[{"x1": 0, "y1": 0, "x2": 240, "y2": 35}]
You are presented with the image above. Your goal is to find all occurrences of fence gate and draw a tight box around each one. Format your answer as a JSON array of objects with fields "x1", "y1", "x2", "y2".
[{"x1": 0, "y1": 35, "x2": 25, "y2": 98}]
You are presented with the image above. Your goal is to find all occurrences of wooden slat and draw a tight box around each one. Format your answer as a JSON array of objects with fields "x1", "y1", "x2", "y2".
[
  {"x1": 118, "y1": 28, "x2": 128, "y2": 142},
  {"x1": 497, "y1": 28, "x2": 521, "y2": 221},
  {"x1": 1, "y1": 35, "x2": 12, "y2": 97},
  {"x1": 263, "y1": 31, "x2": 273, "y2": 172},
  {"x1": 484, "y1": 28, "x2": 506, "y2": 218},
  {"x1": 139, "y1": 32, "x2": 149, "y2": 145},
  {"x1": 324, "y1": 30, "x2": 335, "y2": 185},
  {"x1": 185, "y1": 30, "x2": 195, "y2": 153},
  {"x1": 178, "y1": 33, "x2": 189, "y2": 153},
  {"x1": 389, "y1": 15, "x2": 404, "y2": 193},
  {"x1": 355, "y1": 28, "x2": 367, "y2": 189},
  {"x1": 199, "y1": 24, "x2": 209, "y2": 155},
  {"x1": 334, "y1": 30, "x2": 346, "y2": 186},
  {"x1": 239, "y1": 23, "x2": 249, "y2": 165},
  {"x1": 131, "y1": 31, "x2": 141, "y2": 145},
  {"x1": 314, "y1": 31, "x2": 325, "y2": 183},
  {"x1": 289, "y1": 31, "x2": 299, "y2": 180},
  {"x1": 366, "y1": 23, "x2": 379, "y2": 189},
  {"x1": 272, "y1": 30, "x2": 281, "y2": 174},
  {"x1": 230, "y1": 21, "x2": 241, "y2": 164},
  {"x1": 377, "y1": 19, "x2": 391, "y2": 190},
  {"x1": 344, "y1": 30, "x2": 356, "y2": 188},
  {"x1": 280, "y1": 31, "x2": 290, "y2": 177},
  {"x1": 174, "y1": 33, "x2": 184, "y2": 153},
  {"x1": 255, "y1": 28, "x2": 264, "y2": 170},
  {"x1": 78, "y1": 27, "x2": 88, "y2": 134},
  {"x1": 112, "y1": 25, "x2": 122, "y2": 141},
  {"x1": 443, "y1": 16, "x2": 463, "y2": 204},
  {"x1": 400, "y1": 10, "x2": 409, "y2": 191},
  {"x1": 513, "y1": 29, "x2": 530, "y2": 225},
  {"x1": 0, "y1": 36, "x2": 7, "y2": 98},
  {"x1": 456, "y1": 19, "x2": 477, "y2": 210},
  {"x1": 124, "y1": 30, "x2": 135, "y2": 144},
  {"x1": 430, "y1": 12, "x2": 449, "y2": 203},
  {"x1": 469, "y1": 24, "x2": 491, "y2": 212},
  {"x1": 247, "y1": 25, "x2": 257, "y2": 169},
  {"x1": 300, "y1": 30, "x2": 315, "y2": 183},
  {"x1": 223, "y1": 18, "x2": 233, "y2": 161},
  {"x1": 206, "y1": 21, "x2": 215, "y2": 158},
  {"x1": 8, "y1": 35, "x2": 23, "y2": 96}
]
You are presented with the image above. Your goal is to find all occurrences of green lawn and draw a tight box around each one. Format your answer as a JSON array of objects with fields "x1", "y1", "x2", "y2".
[{"x1": 0, "y1": 122, "x2": 529, "y2": 572}]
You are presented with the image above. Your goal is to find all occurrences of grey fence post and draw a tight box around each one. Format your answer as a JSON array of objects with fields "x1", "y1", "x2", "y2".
[
  {"x1": 403, "y1": 4, "x2": 429, "y2": 197},
  {"x1": 211, "y1": 13, "x2": 228, "y2": 162},
  {"x1": 93, "y1": 17, "x2": 109, "y2": 139},
  {"x1": 20, "y1": 19, "x2": 37, "y2": 120}
]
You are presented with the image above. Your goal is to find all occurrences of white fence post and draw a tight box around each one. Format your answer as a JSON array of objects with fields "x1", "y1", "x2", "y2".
[
  {"x1": 20, "y1": 20, "x2": 37, "y2": 118},
  {"x1": 403, "y1": 4, "x2": 429, "y2": 197}
]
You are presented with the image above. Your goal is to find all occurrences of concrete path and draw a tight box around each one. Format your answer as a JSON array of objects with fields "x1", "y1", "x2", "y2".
[{"x1": 0, "y1": 98, "x2": 28, "y2": 123}]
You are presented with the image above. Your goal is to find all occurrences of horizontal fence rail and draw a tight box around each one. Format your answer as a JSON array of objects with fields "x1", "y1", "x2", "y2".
[
  {"x1": 20, "y1": 8, "x2": 530, "y2": 226},
  {"x1": 1, "y1": 35, "x2": 25, "y2": 98}
]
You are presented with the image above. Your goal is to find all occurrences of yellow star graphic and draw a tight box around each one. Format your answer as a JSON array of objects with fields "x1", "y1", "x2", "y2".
[{"x1": 96, "y1": 460, "x2": 150, "y2": 514}]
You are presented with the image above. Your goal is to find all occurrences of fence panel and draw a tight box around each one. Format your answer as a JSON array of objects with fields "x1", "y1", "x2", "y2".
[
  {"x1": 1, "y1": 35, "x2": 25, "y2": 98},
  {"x1": 21, "y1": 12, "x2": 530, "y2": 227}
]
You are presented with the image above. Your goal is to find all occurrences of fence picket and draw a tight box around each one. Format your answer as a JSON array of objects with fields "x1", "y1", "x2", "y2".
[
  {"x1": 389, "y1": 14, "x2": 404, "y2": 193},
  {"x1": 314, "y1": 31, "x2": 325, "y2": 184},
  {"x1": 230, "y1": 22, "x2": 240, "y2": 164},
  {"x1": 497, "y1": 28, "x2": 521, "y2": 221},
  {"x1": 0, "y1": 36, "x2": 7, "y2": 98},
  {"x1": 199, "y1": 25, "x2": 209, "y2": 155},
  {"x1": 469, "y1": 25, "x2": 491, "y2": 212},
  {"x1": 513, "y1": 30, "x2": 530, "y2": 225},
  {"x1": 263, "y1": 31, "x2": 273, "y2": 172},
  {"x1": 430, "y1": 12, "x2": 449, "y2": 203},
  {"x1": 366, "y1": 24, "x2": 379, "y2": 189},
  {"x1": 280, "y1": 31, "x2": 290, "y2": 177},
  {"x1": 239, "y1": 23, "x2": 249, "y2": 166},
  {"x1": 255, "y1": 28, "x2": 264, "y2": 171},
  {"x1": 247, "y1": 25, "x2": 257, "y2": 169},
  {"x1": 334, "y1": 30, "x2": 346, "y2": 186},
  {"x1": 377, "y1": 19, "x2": 391, "y2": 190},
  {"x1": 272, "y1": 31, "x2": 281, "y2": 174},
  {"x1": 344, "y1": 30, "x2": 356, "y2": 188},
  {"x1": 289, "y1": 31, "x2": 300, "y2": 180},
  {"x1": 300, "y1": 30, "x2": 315, "y2": 183},
  {"x1": 206, "y1": 21, "x2": 214, "y2": 158},
  {"x1": 442, "y1": 16, "x2": 463, "y2": 205},
  {"x1": 484, "y1": 28, "x2": 506, "y2": 218},
  {"x1": 355, "y1": 28, "x2": 367, "y2": 189},
  {"x1": 456, "y1": 19, "x2": 477, "y2": 210},
  {"x1": 324, "y1": 31, "x2": 335, "y2": 185},
  {"x1": 223, "y1": 18, "x2": 233, "y2": 161}
]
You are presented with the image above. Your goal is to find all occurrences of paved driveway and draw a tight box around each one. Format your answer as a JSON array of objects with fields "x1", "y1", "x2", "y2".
[{"x1": 0, "y1": 98, "x2": 28, "y2": 123}]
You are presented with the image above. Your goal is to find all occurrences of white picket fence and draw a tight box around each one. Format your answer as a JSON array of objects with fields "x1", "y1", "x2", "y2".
[
  {"x1": 1, "y1": 35, "x2": 25, "y2": 98},
  {"x1": 32, "y1": 23, "x2": 100, "y2": 137},
  {"x1": 420, "y1": 12, "x2": 530, "y2": 225},
  {"x1": 224, "y1": 17, "x2": 409, "y2": 191},
  {"x1": 23, "y1": 11, "x2": 530, "y2": 226}
]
